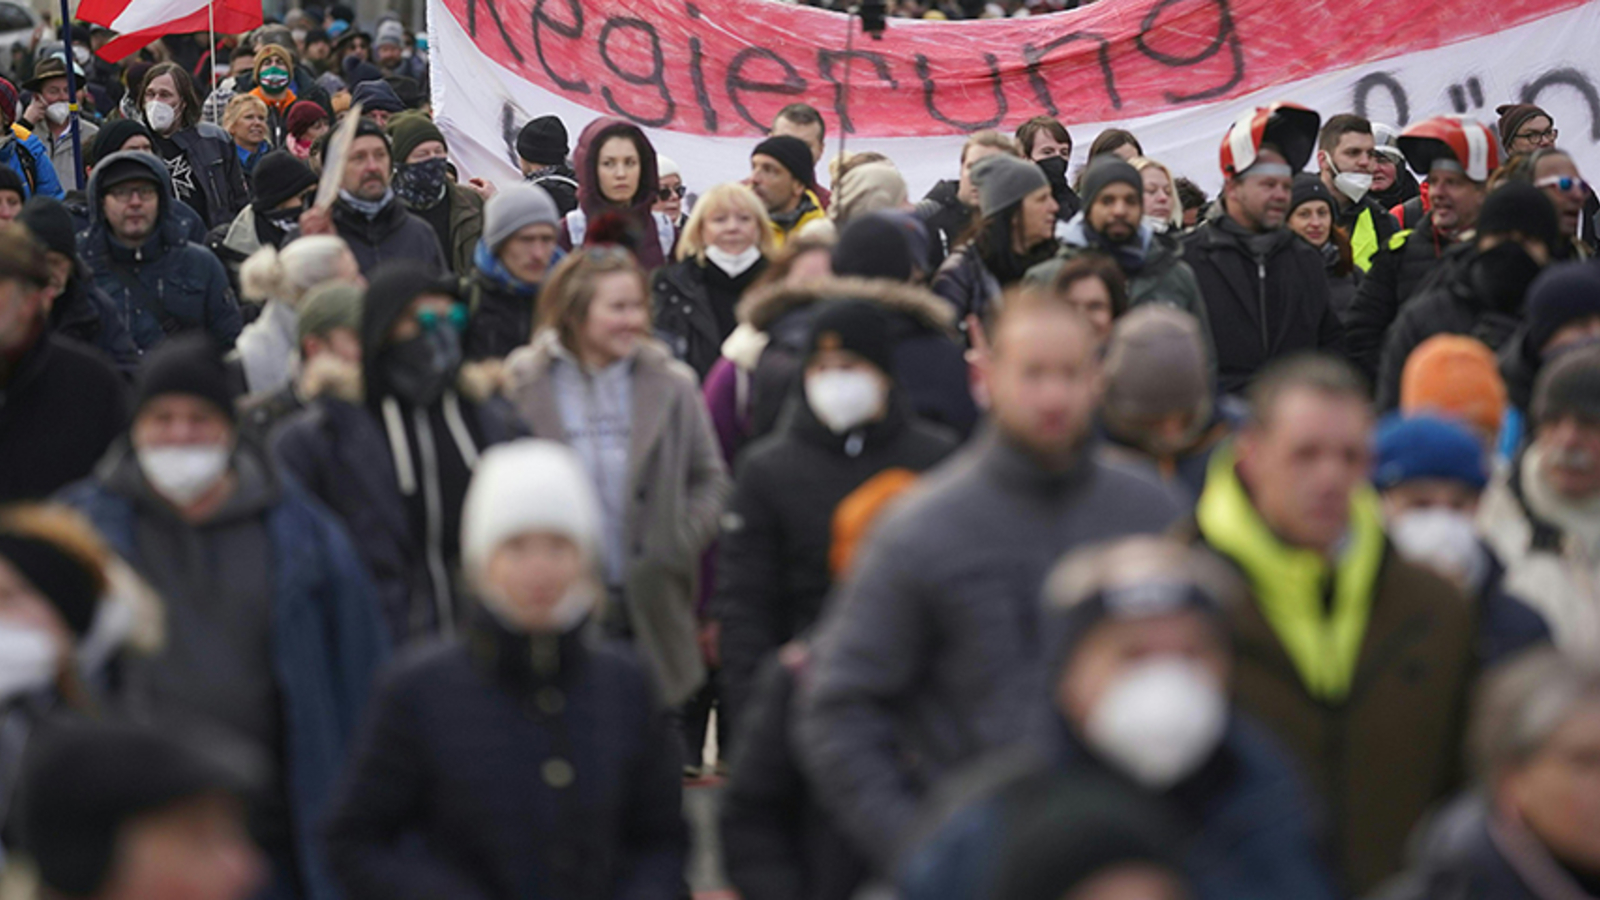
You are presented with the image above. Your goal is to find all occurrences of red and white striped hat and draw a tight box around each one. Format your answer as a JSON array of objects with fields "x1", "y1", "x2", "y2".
[
  {"x1": 1397, "y1": 117, "x2": 1501, "y2": 183},
  {"x1": 1218, "y1": 102, "x2": 1321, "y2": 178}
]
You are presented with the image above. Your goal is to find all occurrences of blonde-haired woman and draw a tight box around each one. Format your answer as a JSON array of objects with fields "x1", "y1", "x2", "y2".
[
  {"x1": 234, "y1": 235, "x2": 363, "y2": 395},
  {"x1": 1130, "y1": 156, "x2": 1183, "y2": 233},
  {"x1": 222, "y1": 93, "x2": 271, "y2": 176},
  {"x1": 651, "y1": 182, "x2": 773, "y2": 379},
  {"x1": 506, "y1": 248, "x2": 731, "y2": 715}
]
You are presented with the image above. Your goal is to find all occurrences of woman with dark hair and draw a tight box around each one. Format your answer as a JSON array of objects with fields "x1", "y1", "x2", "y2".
[
  {"x1": 1087, "y1": 128, "x2": 1143, "y2": 161},
  {"x1": 1287, "y1": 174, "x2": 1360, "y2": 323},
  {"x1": 557, "y1": 117, "x2": 676, "y2": 269},
  {"x1": 138, "y1": 62, "x2": 249, "y2": 228},
  {"x1": 931, "y1": 154, "x2": 1059, "y2": 344}
]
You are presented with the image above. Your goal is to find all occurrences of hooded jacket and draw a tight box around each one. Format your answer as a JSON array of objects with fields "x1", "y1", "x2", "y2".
[
  {"x1": 1181, "y1": 216, "x2": 1344, "y2": 395},
  {"x1": 78, "y1": 150, "x2": 242, "y2": 352},
  {"x1": 1347, "y1": 212, "x2": 1457, "y2": 380},
  {"x1": 556, "y1": 117, "x2": 674, "y2": 269},
  {"x1": 714, "y1": 384, "x2": 958, "y2": 742},
  {"x1": 331, "y1": 188, "x2": 449, "y2": 277}
]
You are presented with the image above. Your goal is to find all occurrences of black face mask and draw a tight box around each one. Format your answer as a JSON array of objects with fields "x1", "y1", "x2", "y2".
[
  {"x1": 1037, "y1": 155, "x2": 1069, "y2": 194},
  {"x1": 255, "y1": 205, "x2": 304, "y2": 246},
  {"x1": 380, "y1": 325, "x2": 462, "y2": 407},
  {"x1": 1475, "y1": 242, "x2": 1543, "y2": 314}
]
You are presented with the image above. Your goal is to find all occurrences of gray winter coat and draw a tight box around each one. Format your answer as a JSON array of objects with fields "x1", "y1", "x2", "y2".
[{"x1": 795, "y1": 430, "x2": 1182, "y2": 871}]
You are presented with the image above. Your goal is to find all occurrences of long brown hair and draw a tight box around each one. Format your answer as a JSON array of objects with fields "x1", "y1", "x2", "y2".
[
  {"x1": 536, "y1": 248, "x2": 648, "y2": 354},
  {"x1": 138, "y1": 62, "x2": 204, "y2": 131}
]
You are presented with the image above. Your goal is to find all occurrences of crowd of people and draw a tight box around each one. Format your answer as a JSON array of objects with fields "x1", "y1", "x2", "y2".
[{"x1": 1, "y1": 7, "x2": 1600, "y2": 900}]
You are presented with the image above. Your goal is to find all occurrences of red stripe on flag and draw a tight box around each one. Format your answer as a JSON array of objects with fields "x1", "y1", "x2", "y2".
[{"x1": 86, "y1": 0, "x2": 263, "y2": 62}]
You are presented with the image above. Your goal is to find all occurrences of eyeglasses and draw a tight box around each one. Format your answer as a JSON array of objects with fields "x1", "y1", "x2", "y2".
[
  {"x1": 1515, "y1": 127, "x2": 1559, "y2": 145},
  {"x1": 107, "y1": 183, "x2": 158, "y2": 202},
  {"x1": 1536, "y1": 175, "x2": 1588, "y2": 193},
  {"x1": 656, "y1": 184, "x2": 687, "y2": 201}
]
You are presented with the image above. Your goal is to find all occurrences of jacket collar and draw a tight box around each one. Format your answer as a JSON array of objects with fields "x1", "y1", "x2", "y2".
[
  {"x1": 465, "y1": 608, "x2": 590, "y2": 690},
  {"x1": 784, "y1": 384, "x2": 912, "y2": 456}
]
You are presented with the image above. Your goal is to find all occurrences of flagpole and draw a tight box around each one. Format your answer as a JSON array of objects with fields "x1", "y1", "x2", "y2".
[
  {"x1": 58, "y1": 0, "x2": 84, "y2": 190},
  {"x1": 207, "y1": 0, "x2": 217, "y2": 104}
]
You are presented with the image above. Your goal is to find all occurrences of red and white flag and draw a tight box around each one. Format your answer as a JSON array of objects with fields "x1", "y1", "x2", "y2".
[
  {"x1": 78, "y1": 0, "x2": 263, "y2": 62},
  {"x1": 427, "y1": 0, "x2": 1600, "y2": 196}
]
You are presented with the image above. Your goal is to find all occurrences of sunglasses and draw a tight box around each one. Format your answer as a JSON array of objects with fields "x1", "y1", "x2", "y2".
[
  {"x1": 417, "y1": 304, "x2": 468, "y2": 332},
  {"x1": 656, "y1": 184, "x2": 687, "y2": 201},
  {"x1": 1536, "y1": 175, "x2": 1587, "y2": 193}
]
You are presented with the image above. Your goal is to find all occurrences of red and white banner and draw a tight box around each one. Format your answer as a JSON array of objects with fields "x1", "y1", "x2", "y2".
[
  {"x1": 80, "y1": 0, "x2": 263, "y2": 62},
  {"x1": 428, "y1": 0, "x2": 1600, "y2": 197}
]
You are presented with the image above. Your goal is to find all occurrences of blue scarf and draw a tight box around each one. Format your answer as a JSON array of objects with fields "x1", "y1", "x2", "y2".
[{"x1": 473, "y1": 240, "x2": 560, "y2": 298}]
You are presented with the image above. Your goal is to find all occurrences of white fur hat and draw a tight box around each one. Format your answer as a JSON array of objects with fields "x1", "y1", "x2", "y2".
[{"x1": 460, "y1": 440, "x2": 602, "y2": 579}]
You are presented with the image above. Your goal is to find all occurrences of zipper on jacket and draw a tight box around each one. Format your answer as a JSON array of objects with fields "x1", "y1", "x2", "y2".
[
  {"x1": 1256, "y1": 256, "x2": 1269, "y2": 352},
  {"x1": 414, "y1": 408, "x2": 455, "y2": 639}
]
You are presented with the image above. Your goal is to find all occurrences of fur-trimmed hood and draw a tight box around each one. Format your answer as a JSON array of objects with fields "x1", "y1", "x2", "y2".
[{"x1": 736, "y1": 276, "x2": 957, "y2": 338}]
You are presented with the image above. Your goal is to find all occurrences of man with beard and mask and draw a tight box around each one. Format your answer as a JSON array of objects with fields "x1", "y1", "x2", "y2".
[
  {"x1": 78, "y1": 152, "x2": 241, "y2": 354},
  {"x1": 1347, "y1": 117, "x2": 1500, "y2": 381},
  {"x1": 714, "y1": 300, "x2": 958, "y2": 746},
  {"x1": 900, "y1": 536, "x2": 1340, "y2": 900},
  {"x1": 1315, "y1": 115, "x2": 1399, "y2": 273},
  {"x1": 1369, "y1": 122, "x2": 1421, "y2": 214},
  {"x1": 1014, "y1": 115, "x2": 1081, "y2": 221},
  {"x1": 207, "y1": 150, "x2": 320, "y2": 297},
  {"x1": 1374, "y1": 414, "x2": 1551, "y2": 667},
  {"x1": 1480, "y1": 347, "x2": 1600, "y2": 659},
  {"x1": 1183, "y1": 104, "x2": 1343, "y2": 395},
  {"x1": 1028, "y1": 155, "x2": 1213, "y2": 373},
  {"x1": 913, "y1": 131, "x2": 1019, "y2": 272},
  {"x1": 1179, "y1": 354, "x2": 1477, "y2": 894},
  {"x1": 273, "y1": 261, "x2": 523, "y2": 642},
  {"x1": 18, "y1": 55, "x2": 99, "y2": 191},
  {"x1": 18, "y1": 196, "x2": 139, "y2": 371},
  {"x1": 386, "y1": 112, "x2": 482, "y2": 275},
  {"x1": 0, "y1": 222, "x2": 125, "y2": 501},
  {"x1": 60, "y1": 334, "x2": 388, "y2": 900},
  {"x1": 1374, "y1": 182, "x2": 1560, "y2": 411},
  {"x1": 299, "y1": 118, "x2": 447, "y2": 277},
  {"x1": 797, "y1": 289, "x2": 1181, "y2": 874}
]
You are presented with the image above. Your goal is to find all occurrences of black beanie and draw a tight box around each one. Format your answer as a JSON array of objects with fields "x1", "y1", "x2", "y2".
[
  {"x1": 1078, "y1": 155, "x2": 1142, "y2": 208},
  {"x1": 1479, "y1": 181, "x2": 1562, "y2": 250},
  {"x1": 833, "y1": 213, "x2": 914, "y2": 283},
  {"x1": 88, "y1": 119, "x2": 151, "y2": 169},
  {"x1": 322, "y1": 116, "x2": 390, "y2": 166},
  {"x1": 0, "y1": 532, "x2": 98, "y2": 635},
  {"x1": 1533, "y1": 344, "x2": 1600, "y2": 427},
  {"x1": 16, "y1": 718, "x2": 247, "y2": 897},
  {"x1": 753, "y1": 135, "x2": 814, "y2": 188},
  {"x1": 0, "y1": 164, "x2": 22, "y2": 201},
  {"x1": 517, "y1": 115, "x2": 569, "y2": 166},
  {"x1": 18, "y1": 196, "x2": 76, "y2": 258},
  {"x1": 1524, "y1": 262, "x2": 1600, "y2": 357},
  {"x1": 1290, "y1": 172, "x2": 1336, "y2": 216},
  {"x1": 250, "y1": 149, "x2": 317, "y2": 211},
  {"x1": 135, "y1": 334, "x2": 240, "y2": 422},
  {"x1": 806, "y1": 299, "x2": 895, "y2": 375}
]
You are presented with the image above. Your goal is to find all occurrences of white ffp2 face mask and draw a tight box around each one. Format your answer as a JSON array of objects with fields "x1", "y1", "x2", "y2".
[
  {"x1": 705, "y1": 245, "x2": 761, "y2": 277},
  {"x1": 1389, "y1": 507, "x2": 1489, "y2": 595},
  {"x1": 0, "y1": 624, "x2": 60, "y2": 702},
  {"x1": 137, "y1": 445, "x2": 231, "y2": 505},
  {"x1": 1333, "y1": 171, "x2": 1374, "y2": 203},
  {"x1": 45, "y1": 102, "x2": 71, "y2": 125},
  {"x1": 1084, "y1": 657, "x2": 1228, "y2": 789},
  {"x1": 805, "y1": 369, "x2": 886, "y2": 434},
  {"x1": 145, "y1": 100, "x2": 177, "y2": 133}
]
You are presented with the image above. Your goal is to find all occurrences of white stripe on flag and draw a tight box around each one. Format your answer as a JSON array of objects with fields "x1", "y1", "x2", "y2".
[
  {"x1": 109, "y1": 0, "x2": 212, "y2": 37},
  {"x1": 1462, "y1": 123, "x2": 1491, "y2": 181}
]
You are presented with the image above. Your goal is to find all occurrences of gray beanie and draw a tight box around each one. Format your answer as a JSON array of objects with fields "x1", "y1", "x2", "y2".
[
  {"x1": 973, "y1": 154, "x2": 1048, "y2": 218},
  {"x1": 297, "y1": 282, "x2": 363, "y2": 343},
  {"x1": 1102, "y1": 306, "x2": 1212, "y2": 434},
  {"x1": 483, "y1": 184, "x2": 561, "y2": 252},
  {"x1": 1079, "y1": 155, "x2": 1143, "y2": 208}
]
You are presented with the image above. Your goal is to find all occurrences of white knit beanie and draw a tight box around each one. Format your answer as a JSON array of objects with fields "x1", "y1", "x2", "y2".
[{"x1": 460, "y1": 440, "x2": 602, "y2": 580}]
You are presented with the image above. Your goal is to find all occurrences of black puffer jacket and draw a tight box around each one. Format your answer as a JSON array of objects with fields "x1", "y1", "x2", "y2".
[
  {"x1": 914, "y1": 179, "x2": 973, "y2": 273},
  {"x1": 653, "y1": 256, "x2": 768, "y2": 380},
  {"x1": 1346, "y1": 213, "x2": 1456, "y2": 380},
  {"x1": 1182, "y1": 216, "x2": 1344, "y2": 395},
  {"x1": 332, "y1": 195, "x2": 449, "y2": 277},
  {"x1": 714, "y1": 389, "x2": 957, "y2": 740},
  {"x1": 1373, "y1": 243, "x2": 1533, "y2": 410},
  {"x1": 0, "y1": 333, "x2": 127, "y2": 502},
  {"x1": 461, "y1": 272, "x2": 539, "y2": 362}
]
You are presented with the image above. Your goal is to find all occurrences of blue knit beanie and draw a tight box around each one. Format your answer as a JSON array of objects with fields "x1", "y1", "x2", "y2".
[{"x1": 1372, "y1": 414, "x2": 1487, "y2": 492}]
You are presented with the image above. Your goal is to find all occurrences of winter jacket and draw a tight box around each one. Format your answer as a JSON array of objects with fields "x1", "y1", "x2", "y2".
[
  {"x1": 163, "y1": 121, "x2": 250, "y2": 228},
  {"x1": 1336, "y1": 193, "x2": 1399, "y2": 274},
  {"x1": 770, "y1": 191, "x2": 827, "y2": 248},
  {"x1": 61, "y1": 442, "x2": 389, "y2": 900},
  {"x1": 557, "y1": 118, "x2": 672, "y2": 270},
  {"x1": 524, "y1": 164, "x2": 579, "y2": 217},
  {"x1": 1479, "y1": 446, "x2": 1600, "y2": 659},
  {"x1": 234, "y1": 298, "x2": 299, "y2": 396},
  {"x1": 22, "y1": 118, "x2": 98, "y2": 192},
  {"x1": 461, "y1": 266, "x2": 540, "y2": 362},
  {"x1": 914, "y1": 178, "x2": 972, "y2": 273},
  {"x1": 930, "y1": 244, "x2": 1000, "y2": 338},
  {"x1": 206, "y1": 205, "x2": 281, "y2": 299},
  {"x1": 1374, "y1": 243, "x2": 1528, "y2": 411},
  {"x1": 652, "y1": 256, "x2": 768, "y2": 380},
  {"x1": 796, "y1": 430, "x2": 1182, "y2": 869},
  {"x1": 505, "y1": 331, "x2": 733, "y2": 705},
  {"x1": 1, "y1": 124, "x2": 64, "y2": 199},
  {"x1": 1182, "y1": 216, "x2": 1344, "y2": 395},
  {"x1": 47, "y1": 270, "x2": 141, "y2": 372},
  {"x1": 741, "y1": 278, "x2": 980, "y2": 442},
  {"x1": 1322, "y1": 245, "x2": 1363, "y2": 326},
  {"x1": 401, "y1": 182, "x2": 483, "y2": 275},
  {"x1": 1472, "y1": 543, "x2": 1552, "y2": 668},
  {"x1": 1347, "y1": 213, "x2": 1459, "y2": 380},
  {"x1": 721, "y1": 649, "x2": 870, "y2": 900},
  {"x1": 324, "y1": 615, "x2": 687, "y2": 900},
  {"x1": 0, "y1": 333, "x2": 126, "y2": 502},
  {"x1": 273, "y1": 364, "x2": 524, "y2": 644},
  {"x1": 1368, "y1": 794, "x2": 1596, "y2": 900},
  {"x1": 1027, "y1": 215, "x2": 1217, "y2": 378},
  {"x1": 715, "y1": 388, "x2": 958, "y2": 741},
  {"x1": 331, "y1": 193, "x2": 449, "y2": 277},
  {"x1": 900, "y1": 717, "x2": 1341, "y2": 900},
  {"x1": 78, "y1": 150, "x2": 242, "y2": 353},
  {"x1": 1181, "y1": 453, "x2": 1477, "y2": 895}
]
